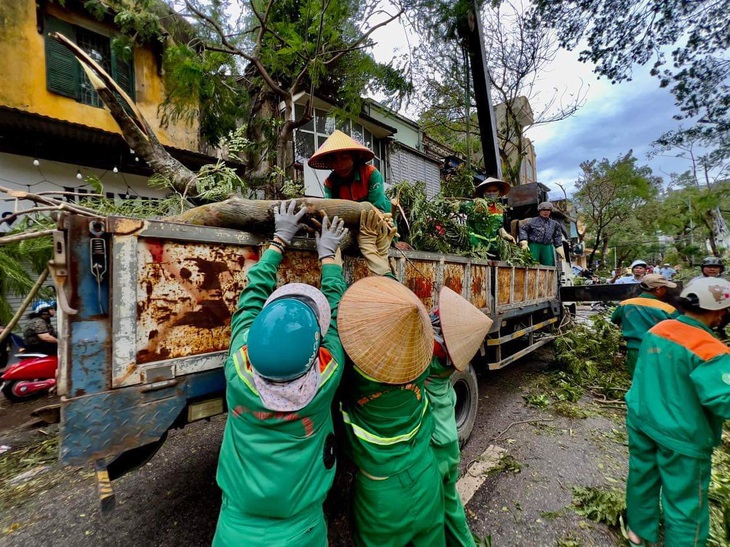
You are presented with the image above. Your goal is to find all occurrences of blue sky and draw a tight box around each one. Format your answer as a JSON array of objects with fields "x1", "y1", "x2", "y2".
[{"x1": 369, "y1": 11, "x2": 694, "y2": 198}]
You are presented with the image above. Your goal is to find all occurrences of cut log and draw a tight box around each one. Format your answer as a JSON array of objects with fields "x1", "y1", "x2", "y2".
[{"x1": 172, "y1": 197, "x2": 378, "y2": 232}]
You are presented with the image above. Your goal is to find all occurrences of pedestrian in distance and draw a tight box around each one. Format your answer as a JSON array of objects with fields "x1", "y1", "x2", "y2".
[
  {"x1": 610, "y1": 274, "x2": 680, "y2": 377},
  {"x1": 213, "y1": 200, "x2": 349, "y2": 547},
  {"x1": 612, "y1": 260, "x2": 648, "y2": 284},
  {"x1": 624, "y1": 277, "x2": 730, "y2": 546},
  {"x1": 691, "y1": 256, "x2": 724, "y2": 283},
  {"x1": 518, "y1": 201, "x2": 565, "y2": 266},
  {"x1": 337, "y1": 210, "x2": 446, "y2": 546},
  {"x1": 308, "y1": 129, "x2": 391, "y2": 213},
  {"x1": 23, "y1": 300, "x2": 58, "y2": 355},
  {"x1": 428, "y1": 287, "x2": 493, "y2": 546},
  {"x1": 658, "y1": 263, "x2": 676, "y2": 280}
]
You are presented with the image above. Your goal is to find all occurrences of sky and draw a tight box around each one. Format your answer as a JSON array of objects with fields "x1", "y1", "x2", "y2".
[{"x1": 368, "y1": 8, "x2": 693, "y2": 198}]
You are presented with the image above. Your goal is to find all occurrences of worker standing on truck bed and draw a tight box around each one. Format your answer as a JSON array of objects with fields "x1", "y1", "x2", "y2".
[
  {"x1": 428, "y1": 286, "x2": 493, "y2": 546},
  {"x1": 308, "y1": 129, "x2": 391, "y2": 213},
  {"x1": 610, "y1": 274, "x2": 680, "y2": 377},
  {"x1": 213, "y1": 200, "x2": 349, "y2": 547},
  {"x1": 624, "y1": 277, "x2": 730, "y2": 546},
  {"x1": 518, "y1": 201, "x2": 564, "y2": 266},
  {"x1": 458, "y1": 177, "x2": 516, "y2": 255},
  {"x1": 337, "y1": 210, "x2": 445, "y2": 546}
]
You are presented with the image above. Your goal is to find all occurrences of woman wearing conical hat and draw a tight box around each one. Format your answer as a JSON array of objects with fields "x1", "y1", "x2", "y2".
[
  {"x1": 428, "y1": 287, "x2": 493, "y2": 546},
  {"x1": 336, "y1": 211, "x2": 445, "y2": 546},
  {"x1": 456, "y1": 177, "x2": 516, "y2": 256},
  {"x1": 308, "y1": 130, "x2": 391, "y2": 213}
]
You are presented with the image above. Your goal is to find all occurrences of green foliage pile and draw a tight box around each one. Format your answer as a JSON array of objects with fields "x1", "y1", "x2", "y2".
[
  {"x1": 708, "y1": 434, "x2": 730, "y2": 546},
  {"x1": 571, "y1": 485, "x2": 626, "y2": 527},
  {"x1": 553, "y1": 312, "x2": 630, "y2": 400},
  {"x1": 387, "y1": 181, "x2": 535, "y2": 264}
]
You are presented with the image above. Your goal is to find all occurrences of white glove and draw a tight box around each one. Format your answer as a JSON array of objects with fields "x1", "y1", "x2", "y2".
[
  {"x1": 556, "y1": 246, "x2": 566, "y2": 260},
  {"x1": 520, "y1": 240, "x2": 529, "y2": 251},
  {"x1": 273, "y1": 200, "x2": 306, "y2": 245},
  {"x1": 499, "y1": 227, "x2": 516, "y2": 244},
  {"x1": 316, "y1": 215, "x2": 348, "y2": 260}
]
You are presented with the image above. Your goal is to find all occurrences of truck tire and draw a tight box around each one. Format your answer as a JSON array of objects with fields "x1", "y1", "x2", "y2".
[{"x1": 450, "y1": 363, "x2": 479, "y2": 448}]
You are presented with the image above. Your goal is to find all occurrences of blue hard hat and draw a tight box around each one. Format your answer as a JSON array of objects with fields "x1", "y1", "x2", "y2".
[
  {"x1": 32, "y1": 300, "x2": 53, "y2": 314},
  {"x1": 248, "y1": 298, "x2": 321, "y2": 381}
]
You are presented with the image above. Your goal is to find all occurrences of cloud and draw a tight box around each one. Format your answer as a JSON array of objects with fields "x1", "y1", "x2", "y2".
[{"x1": 530, "y1": 69, "x2": 692, "y2": 194}]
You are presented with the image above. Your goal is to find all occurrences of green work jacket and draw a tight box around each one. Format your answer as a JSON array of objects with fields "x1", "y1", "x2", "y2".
[
  {"x1": 610, "y1": 292, "x2": 679, "y2": 351},
  {"x1": 626, "y1": 315, "x2": 730, "y2": 459},
  {"x1": 424, "y1": 355, "x2": 458, "y2": 447},
  {"x1": 216, "y1": 249, "x2": 347, "y2": 518},
  {"x1": 323, "y1": 166, "x2": 391, "y2": 213},
  {"x1": 340, "y1": 364, "x2": 433, "y2": 477}
]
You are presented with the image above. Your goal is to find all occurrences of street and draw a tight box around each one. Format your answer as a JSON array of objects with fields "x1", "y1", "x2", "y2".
[{"x1": 1, "y1": 348, "x2": 626, "y2": 546}]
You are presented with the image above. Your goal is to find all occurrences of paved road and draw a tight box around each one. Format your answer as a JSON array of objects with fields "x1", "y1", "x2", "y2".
[{"x1": 1, "y1": 350, "x2": 626, "y2": 546}]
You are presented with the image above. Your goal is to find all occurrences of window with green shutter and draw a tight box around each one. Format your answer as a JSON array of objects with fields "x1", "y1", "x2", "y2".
[{"x1": 44, "y1": 15, "x2": 136, "y2": 107}]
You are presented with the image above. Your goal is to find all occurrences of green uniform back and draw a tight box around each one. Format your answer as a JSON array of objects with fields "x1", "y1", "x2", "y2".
[
  {"x1": 627, "y1": 316, "x2": 730, "y2": 459},
  {"x1": 611, "y1": 293, "x2": 678, "y2": 350},
  {"x1": 216, "y1": 250, "x2": 347, "y2": 518},
  {"x1": 425, "y1": 355, "x2": 457, "y2": 447},
  {"x1": 341, "y1": 366, "x2": 433, "y2": 477}
]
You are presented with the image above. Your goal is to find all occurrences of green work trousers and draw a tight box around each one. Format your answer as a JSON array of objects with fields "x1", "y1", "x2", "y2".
[
  {"x1": 626, "y1": 422, "x2": 712, "y2": 546},
  {"x1": 528, "y1": 242, "x2": 555, "y2": 266},
  {"x1": 627, "y1": 348, "x2": 639, "y2": 377},
  {"x1": 433, "y1": 442, "x2": 476, "y2": 547},
  {"x1": 212, "y1": 498, "x2": 327, "y2": 547},
  {"x1": 353, "y1": 449, "x2": 446, "y2": 547}
]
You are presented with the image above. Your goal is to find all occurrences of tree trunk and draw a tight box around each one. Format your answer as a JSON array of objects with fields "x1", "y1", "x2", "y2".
[
  {"x1": 708, "y1": 207, "x2": 730, "y2": 253},
  {"x1": 52, "y1": 33, "x2": 198, "y2": 196},
  {"x1": 173, "y1": 197, "x2": 377, "y2": 232}
]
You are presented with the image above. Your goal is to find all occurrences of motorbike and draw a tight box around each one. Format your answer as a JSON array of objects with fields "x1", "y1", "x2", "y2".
[{"x1": 1, "y1": 353, "x2": 58, "y2": 402}]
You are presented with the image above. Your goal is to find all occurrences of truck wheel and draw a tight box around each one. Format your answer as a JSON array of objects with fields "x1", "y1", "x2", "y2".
[{"x1": 451, "y1": 363, "x2": 479, "y2": 448}]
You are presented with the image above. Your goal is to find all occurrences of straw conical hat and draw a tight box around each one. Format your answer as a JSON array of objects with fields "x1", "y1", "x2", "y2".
[
  {"x1": 438, "y1": 287, "x2": 493, "y2": 371},
  {"x1": 474, "y1": 177, "x2": 512, "y2": 197},
  {"x1": 339, "y1": 276, "x2": 433, "y2": 384},
  {"x1": 307, "y1": 130, "x2": 375, "y2": 170}
]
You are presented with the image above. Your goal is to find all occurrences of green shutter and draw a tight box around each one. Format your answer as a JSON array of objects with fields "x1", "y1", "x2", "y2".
[
  {"x1": 45, "y1": 16, "x2": 78, "y2": 99},
  {"x1": 111, "y1": 47, "x2": 135, "y2": 101}
]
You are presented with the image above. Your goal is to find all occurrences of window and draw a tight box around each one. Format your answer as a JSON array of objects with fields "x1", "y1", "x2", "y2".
[
  {"x1": 294, "y1": 105, "x2": 385, "y2": 177},
  {"x1": 45, "y1": 16, "x2": 135, "y2": 107}
]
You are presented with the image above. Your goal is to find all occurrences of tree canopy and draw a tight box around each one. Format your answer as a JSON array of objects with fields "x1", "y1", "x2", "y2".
[{"x1": 532, "y1": 0, "x2": 730, "y2": 138}]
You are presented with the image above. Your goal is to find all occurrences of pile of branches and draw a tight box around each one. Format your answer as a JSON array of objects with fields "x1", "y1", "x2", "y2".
[
  {"x1": 387, "y1": 181, "x2": 535, "y2": 264},
  {"x1": 552, "y1": 312, "x2": 630, "y2": 401}
]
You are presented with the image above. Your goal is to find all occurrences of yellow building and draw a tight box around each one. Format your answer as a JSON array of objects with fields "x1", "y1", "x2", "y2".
[{"x1": 0, "y1": 0, "x2": 225, "y2": 225}]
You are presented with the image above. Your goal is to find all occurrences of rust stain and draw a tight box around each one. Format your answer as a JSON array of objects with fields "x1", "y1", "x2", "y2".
[{"x1": 109, "y1": 218, "x2": 145, "y2": 235}]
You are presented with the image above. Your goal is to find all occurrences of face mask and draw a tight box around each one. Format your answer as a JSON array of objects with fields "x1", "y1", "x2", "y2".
[{"x1": 483, "y1": 191, "x2": 500, "y2": 199}]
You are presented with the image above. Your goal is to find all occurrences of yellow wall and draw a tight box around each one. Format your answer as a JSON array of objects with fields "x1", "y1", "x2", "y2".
[{"x1": 0, "y1": 2, "x2": 198, "y2": 151}]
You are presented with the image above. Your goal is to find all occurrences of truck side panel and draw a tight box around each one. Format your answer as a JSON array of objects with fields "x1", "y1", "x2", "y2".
[{"x1": 60, "y1": 215, "x2": 559, "y2": 467}]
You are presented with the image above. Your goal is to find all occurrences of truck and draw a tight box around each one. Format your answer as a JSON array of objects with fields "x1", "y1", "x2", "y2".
[
  {"x1": 54, "y1": 208, "x2": 563, "y2": 509},
  {"x1": 48, "y1": 0, "x2": 634, "y2": 510}
]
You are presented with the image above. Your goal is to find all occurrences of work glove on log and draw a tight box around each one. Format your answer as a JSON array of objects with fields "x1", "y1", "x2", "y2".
[
  {"x1": 498, "y1": 227, "x2": 516, "y2": 244},
  {"x1": 316, "y1": 215, "x2": 348, "y2": 260},
  {"x1": 520, "y1": 240, "x2": 529, "y2": 251},
  {"x1": 556, "y1": 246, "x2": 566, "y2": 260},
  {"x1": 358, "y1": 210, "x2": 392, "y2": 276},
  {"x1": 273, "y1": 200, "x2": 307, "y2": 245}
]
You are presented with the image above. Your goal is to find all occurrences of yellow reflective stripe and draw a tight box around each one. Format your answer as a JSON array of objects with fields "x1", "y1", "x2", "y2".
[
  {"x1": 232, "y1": 348, "x2": 258, "y2": 394},
  {"x1": 354, "y1": 366, "x2": 381, "y2": 383},
  {"x1": 319, "y1": 358, "x2": 339, "y2": 389},
  {"x1": 340, "y1": 399, "x2": 429, "y2": 446},
  {"x1": 619, "y1": 297, "x2": 676, "y2": 314}
]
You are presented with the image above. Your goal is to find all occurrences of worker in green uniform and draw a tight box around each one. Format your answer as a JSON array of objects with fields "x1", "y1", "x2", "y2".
[
  {"x1": 428, "y1": 286, "x2": 493, "y2": 546},
  {"x1": 625, "y1": 277, "x2": 730, "y2": 546},
  {"x1": 457, "y1": 177, "x2": 516, "y2": 256},
  {"x1": 337, "y1": 210, "x2": 445, "y2": 546},
  {"x1": 610, "y1": 273, "x2": 680, "y2": 377},
  {"x1": 213, "y1": 200, "x2": 349, "y2": 547}
]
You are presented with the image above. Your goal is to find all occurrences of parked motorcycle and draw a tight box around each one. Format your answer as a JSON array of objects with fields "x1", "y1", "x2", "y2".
[{"x1": 0, "y1": 353, "x2": 58, "y2": 402}]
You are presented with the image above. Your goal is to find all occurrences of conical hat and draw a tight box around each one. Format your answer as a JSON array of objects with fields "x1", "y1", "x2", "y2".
[
  {"x1": 474, "y1": 177, "x2": 512, "y2": 197},
  {"x1": 438, "y1": 287, "x2": 493, "y2": 371},
  {"x1": 339, "y1": 276, "x2": 434, "y2": 384},
  {"x1": 307, "y1": 130, "x2": 375, "y2": 170}
]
